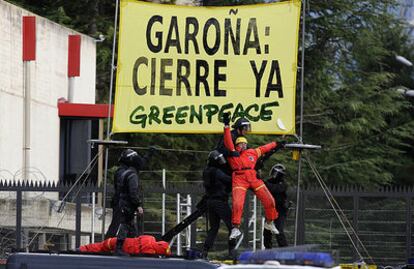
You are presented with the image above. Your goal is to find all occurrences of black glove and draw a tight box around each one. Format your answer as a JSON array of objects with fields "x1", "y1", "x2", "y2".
[
  {"x1": 223, "y1": 113, "x2": 231, "y2": 126},
  {"x1": 229, "y1": 151, "x2": 240, "y2": 157},
  {"x1": 275, "y1": 140, "x2": 286, "y2": 150}
]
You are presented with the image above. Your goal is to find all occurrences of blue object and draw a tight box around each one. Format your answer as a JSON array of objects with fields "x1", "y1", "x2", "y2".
[{"x1": 238, "y1": 250, "x2": 335, "y2": 267}]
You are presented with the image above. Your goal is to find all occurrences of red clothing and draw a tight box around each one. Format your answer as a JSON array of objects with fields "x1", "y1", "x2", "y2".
[
  {"x1": 79, "y1": 235, "x2": 171, "y2": 256},
  {"x1": 224, "y1": 126, "x2": 278, "y2": 225}
]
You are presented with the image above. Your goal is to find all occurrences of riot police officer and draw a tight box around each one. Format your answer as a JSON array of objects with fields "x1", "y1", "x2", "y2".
[
  {"x1": 263, "y1": 164, "x2": 289, "y2": 248},
  {"x1": 106, "y1": 148, "x2": 154, "y2": 255},
  {"x1": 202, "y1": 150, "x2": 236, "y2": 258}
]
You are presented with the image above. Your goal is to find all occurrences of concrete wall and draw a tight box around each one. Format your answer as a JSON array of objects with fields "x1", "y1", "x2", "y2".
[
  {"x1": 0, "y1": 197, "x2": 112, "y2": 242},
  {"x1": 0, "y1": 0, "x2": 96, "y2": 183}
]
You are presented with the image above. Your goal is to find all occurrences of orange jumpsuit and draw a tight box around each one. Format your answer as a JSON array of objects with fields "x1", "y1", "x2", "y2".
[
  {"x1": 79, "y1": 235, "x2": 170, "y2": 255},
  {"x1": 224, "y1": 126, "x2": 279, "y2": 225}
]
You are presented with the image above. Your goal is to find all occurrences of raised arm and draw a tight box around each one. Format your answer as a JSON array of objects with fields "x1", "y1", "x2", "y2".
[
  {"x1": 223, "y1": 113, "x2": 235, "y2": 152},
  {"x1": 224, "y1": 126, "x2": 236, "y2": 151}
]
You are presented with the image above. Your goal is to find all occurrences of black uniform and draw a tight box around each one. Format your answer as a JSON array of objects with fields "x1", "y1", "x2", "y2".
[
  {"x1": 111, "y1": 165, "x2": 142, "y2": 254},
  {"x1": 202, "y1": 163, "x2": 235, "y2": 257},
  {"x1": 263, "y1": 176, "x2": 289, "y2": 248},
  {"x1": 105, "y1": 149, "x2": 154, "y2": 255}
]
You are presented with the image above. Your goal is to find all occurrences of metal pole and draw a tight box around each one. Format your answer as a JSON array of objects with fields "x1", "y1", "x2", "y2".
[
  {"x1": 406, "y1": 197, "x2": 412, "y2": 261},
  {"x1": 294, "y1": 0, "x2": 306, "y2": 246},
  {"x1": 68, "y1": 77, "x2": 75, "y2": 102},
  {"x1": 261, "y1": 217, "x2": 265, "y2": 250},
  {"x1": 176, "y1": 193, "x2": 181, "y2": 255},
  {"x1": 91, "y1": 192, "x2": 96, "y2": 243},
  {"x1": 162, "y1": 169, "x2": 166, "y2": 235},
  {"x1": 353, "y1": 194, "x2": 359, "y2": 260},
  {"x1": 76, "y1": 195, "x2": 82, "y2": 248},
  {"x1": 186, "y1": 194, "x2": 191, "y2": 249},
  {"x1": 252, "y1": 196, "x2": 257, "y2": 251},
  {"x1": 23, "y1": 61, "x2": 31, "y2": 182},
  {"x1": 101, "y1": 148, "x2": 109, "y2": 240},
  {"x1": 101, "y1": 0, "x2": 120, "y2": 240},
  {"x1": 16, "y1": 190, "x2": 22, "y2": 249}
]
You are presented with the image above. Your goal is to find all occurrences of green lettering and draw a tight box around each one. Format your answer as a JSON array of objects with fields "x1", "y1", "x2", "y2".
[
  {"x1": 260, "y1": 101, "x2": 279, "y2": 121},
  {"x1": 217, "y1": 103, "x2": 234, "y2": 123},
  {"x1": 190, "y1": 105, "x2": 203, "y2": 124},
  {"x1": 232, "y1": 103, "x2": 245, "y2": 120},
  {"x1": 203, "y1": 104, "x2": 219, "y2": 124},
  {"x1": 148, "y1": 106, "x2": 161, "y2": 125},
  {"x1": 176, "y1": 106, "x2": 189, "y2": 124},
  {"x1": 129, "y1": 106, "x2": 147, "y2": 128},
  {"x1": 245, "y1": 103, "x2": 260, "y2": 121},
  {"x1": 163, "y1": 106, "x2": 175, "y2": 124}
]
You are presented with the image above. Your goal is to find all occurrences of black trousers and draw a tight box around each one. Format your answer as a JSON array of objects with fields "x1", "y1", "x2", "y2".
[
  {"x1": 116, "y1": 210, "x2": 137, "y2": 250},
  {"x1": 203, "y1": 199, "x2": 236, "y2": 254},
  {"x1": 263, "y1": 214, "x2": 288, "y2": 248},
  {"x1": 105, "y1": 206, "x2": 122, "y2": 239},
  {"x1": 105, "y1": 207, "x2": 143, "y2": 239}
]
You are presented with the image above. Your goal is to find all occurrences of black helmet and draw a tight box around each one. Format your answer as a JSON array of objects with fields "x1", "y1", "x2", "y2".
[
  {"x1": 119, "y1": 149, "x2": 144, "y2": 169},
  {"x1": 269, "y1": 163, "x2": 285, "y2": 180},
  {"x1": 208, "y1": 150, "x2": 226, "y2": 166},
  {"x1": 232, "y1": 118, "x2": 251, "y2": 132}
]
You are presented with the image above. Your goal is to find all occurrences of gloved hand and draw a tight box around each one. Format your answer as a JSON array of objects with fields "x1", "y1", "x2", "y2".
[
  {"x1": 137, "y1": 206, "x2": 144, "y2": 215},
  {"x1": 229, "y1": 151, "x2": 240, "y2": 157},
  {"x1": 223, "y1": 113, "x2": 231, "y2": 126},
  {"x1": 275, "y1": 140, "x2": 286, "y2": 150}
]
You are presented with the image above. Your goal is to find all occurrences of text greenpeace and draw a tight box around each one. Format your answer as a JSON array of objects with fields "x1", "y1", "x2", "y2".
[{"x1": 112, "y1": 0, "x2": 301, "y2": 134}]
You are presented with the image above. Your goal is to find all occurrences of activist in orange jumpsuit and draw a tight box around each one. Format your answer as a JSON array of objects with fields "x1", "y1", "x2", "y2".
[
  {"x1": 222, "y1": 113, "x2": 283, "y2": 239},
  {"x1": 79, "y1": 235, "x2": 170, "y2": 256}
]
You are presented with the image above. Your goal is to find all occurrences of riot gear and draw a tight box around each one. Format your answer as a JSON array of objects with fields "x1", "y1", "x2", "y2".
[
  {"x1": 269, "y1": 163, "x2": 286, "y2": 181},
  {"x1": 208, "y1": 150, "x2": 226, "y2": 166},
  {"x1": 231, "y1": 118, "x2": 251, "y2": 132},
  {"x1": 264, "y1": 163, "x2": 289, "y2": 248},
  {"x1": 119, "y1": 149, "x2": 144, "y2": 170}
]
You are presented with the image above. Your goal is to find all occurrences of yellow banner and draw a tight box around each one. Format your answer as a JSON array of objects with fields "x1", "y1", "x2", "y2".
[{"x1": 112, "y1": 0, "x2": 301, "y2": 134}]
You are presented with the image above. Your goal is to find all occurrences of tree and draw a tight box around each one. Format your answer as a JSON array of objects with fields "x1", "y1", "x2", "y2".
[{"x1": 300, "y1": 0, "x2": 414, "y2": 186}]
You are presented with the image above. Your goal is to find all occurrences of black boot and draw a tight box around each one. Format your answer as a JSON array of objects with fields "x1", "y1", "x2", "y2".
[
  {"x1": 114, "y1": 239, "x2": 129, "y2": 256},
  {"x1": 228, "y1": 238, "x2": 237, "y2": 259},
  {"x1": 201, "y1": 249, "x2": 208, "y2": 259}
]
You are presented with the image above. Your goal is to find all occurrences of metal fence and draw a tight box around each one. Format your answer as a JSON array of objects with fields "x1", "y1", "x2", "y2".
[{"x1": 0, "y1": 178, "x2": 413, "y2": 266}]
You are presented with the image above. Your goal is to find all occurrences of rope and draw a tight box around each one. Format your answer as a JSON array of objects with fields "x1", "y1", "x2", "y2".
[
  {"x1": 304, "y1": 154, "x2": 376, "y2": 265},
  {"x1": 26, "y1": 149, "x2": 103, "y2": 248}
]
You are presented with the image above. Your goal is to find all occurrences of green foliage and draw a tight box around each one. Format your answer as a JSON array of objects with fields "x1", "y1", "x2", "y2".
[{"x1": 300, "y1": 0, "x2": 414, "y2": 186}]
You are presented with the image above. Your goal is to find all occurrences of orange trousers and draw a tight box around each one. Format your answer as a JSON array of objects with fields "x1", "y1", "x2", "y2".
[{"x1": 232, "y1": 170, "x2": 278, "y2": 225}]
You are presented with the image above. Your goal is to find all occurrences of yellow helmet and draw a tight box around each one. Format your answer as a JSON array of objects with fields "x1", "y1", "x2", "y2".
[{"x1": 235, "y1": 136, "x2": 248, "y2": 145}]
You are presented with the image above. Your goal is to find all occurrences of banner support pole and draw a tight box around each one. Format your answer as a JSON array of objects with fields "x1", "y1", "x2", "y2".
[
  {"x1": 294, "y1": 0, "x2": 306, "y2": 246},
  {"x1": 101, "y1": 0, "x2": 120, "y2": 240}
]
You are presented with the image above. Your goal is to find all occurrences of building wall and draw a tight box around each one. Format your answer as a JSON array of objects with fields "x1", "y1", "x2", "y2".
[{"x1": 0, "y1": 0, "x2": 96, "y2": 183}]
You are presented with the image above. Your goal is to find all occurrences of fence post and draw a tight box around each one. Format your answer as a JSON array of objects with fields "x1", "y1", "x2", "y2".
[
  {"x1": 162, "y1": 169, "x2": 166, "y2": 235},
  {"x1": 406, "y1": 197, "x2": 412, "y2": 261},
  {"x1": 16, "y1": 189, "x2": 22, "y2": 249},
  {"x1": 190, "y1": 193, "x2": 197, "y2": 248},
  {"x1": 353, "y1": 194, "x2": 359, "y2": 260},
  {"x1": 176, "y1": 193, "x2": 181, "y2": 255},
  {"x1": 297, "y1": 190, "x2": 305, "y2": 244},
  {"x1": 75, "y1": 195, "x2": 82, "y2": 248}
]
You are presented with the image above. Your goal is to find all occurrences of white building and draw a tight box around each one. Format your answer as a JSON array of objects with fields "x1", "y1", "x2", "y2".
[
  {"x1": 0, "y1": 1, "x2": 111, "y2": 252},
  {"x1": 0, "y1": 0, "x2": 96, "y2": 184}
]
